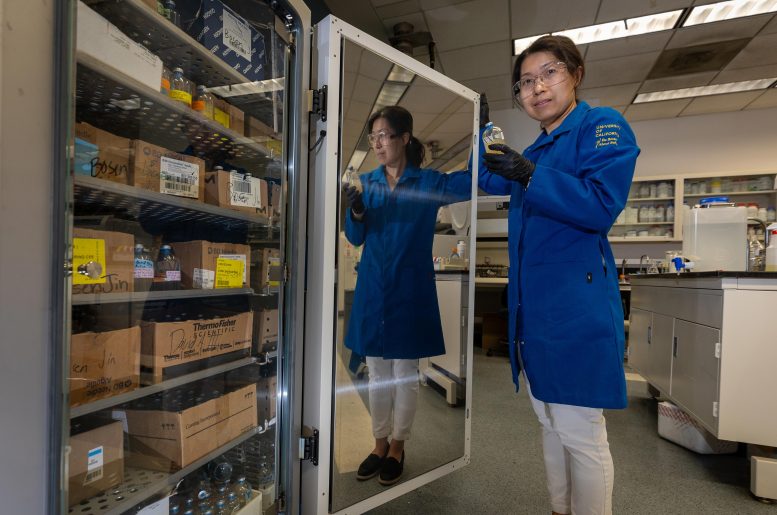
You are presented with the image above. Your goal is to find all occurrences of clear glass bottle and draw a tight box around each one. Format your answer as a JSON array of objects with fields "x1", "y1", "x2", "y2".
[
  {"x1": 170, "y1": 67, "x2": 192, "y2": 107},
  {"x1": 233, "y1": 476, "x2": 251, "y2": 506},
  {"x1": 154, "y1": 244, "x2": 181, "y2": 290},
  {"x1": 164, "y1": 0, "x2": 181, "y2": 27},
  {"x1": 482, "y1": 122, "x2": 505, "y2": 154},
  {"x1": 134, "y1": 243, "x2": 154, "y2": 291},
  {"x1": 748, "y1": 233, "x2": 765, "y2": 271},
  {"x1": 193, "y1": 85, "x2": 215, "y2": 119},
  {"x1": 160, "y1": 66, "x2": 172, "y2": 96},
  {"x1": 666, "y1": 204, "x2": 674, "y2": 222}
]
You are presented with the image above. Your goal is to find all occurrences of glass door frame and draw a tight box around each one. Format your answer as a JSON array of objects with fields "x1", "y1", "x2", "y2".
[{"x1": 302, "y1": 15, "x2": 480, "y2": 515}]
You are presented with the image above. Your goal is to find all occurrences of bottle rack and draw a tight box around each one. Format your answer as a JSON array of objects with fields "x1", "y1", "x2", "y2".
[{"x1": 66, "y1": 1, "x2": 286, "y2": 512}]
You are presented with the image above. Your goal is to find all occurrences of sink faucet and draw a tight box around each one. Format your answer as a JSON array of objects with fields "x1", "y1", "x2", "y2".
[
  {"x1": 639, "y1": 254, "x2": 650, "y2": 274},
  {"x1": 748, "y1": 217, "x2": 770, "y2": 247},
  {"x1": 621, "y1": 258, "x2": 627, "y2": 281}
]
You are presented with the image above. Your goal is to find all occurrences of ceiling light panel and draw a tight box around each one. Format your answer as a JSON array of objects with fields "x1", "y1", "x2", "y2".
[
  {"x1": 634, "y1": 77, "x2": 777, "y2": 102},
  {"x1": 684, "y1": 0, "x2": 777, "y2": 27}
]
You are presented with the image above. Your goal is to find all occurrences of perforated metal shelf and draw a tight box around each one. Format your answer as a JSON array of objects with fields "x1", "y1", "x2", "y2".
[
  {"x1": 68, "y1": 427, "x2": 261, "y2": 515},
  {"x1": 76, "y1": 52, "x2": 278, "y2": 167},
  {"x1": 72, "y1": 287, "x2": 255, "y2": 306},
  {"x1": 74, "y1": 175, "x2": 271, "y2": 230}
]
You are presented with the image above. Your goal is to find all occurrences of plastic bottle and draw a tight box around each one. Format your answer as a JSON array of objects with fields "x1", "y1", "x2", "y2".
[
  {"x1": 154, "y1": 244, "x2": 181, "y2": 290},
  {"x1": 193, "y1": 85, "x2": 215, "y2": 119},
  {"x1": 170, "y1": 68, "x2": 192, "y2": 107},
  {"x1": 164, "y1": 0, "x2": 181, "y2": 27},
  {"x1": 134, "y1": 244, "x2": 154, "y2": 291},
  {"x1": 747, "y1": 203, "x2": 759, "y2": 218},
  {"x1": 482, "y1": 122, "x2": 505, "y2": 154},
  {"x1": 748, "y1": 234, "x2": 765, "y2": 271},
  {"x1": 666, "y1": 204, "x2": 674, "y2": 222},
  {"x1": 766, "y1": 224, "x2": 777, "y2": 272},
  {"x1": 768, "y1": 206, "x2": 776, "y2": 222},
  {"x1": 160, "y1": 67, "x2": 172, "y2": 96},
  {"x1": 233, "y1": 477, "x2": 252, "y2": 506}
]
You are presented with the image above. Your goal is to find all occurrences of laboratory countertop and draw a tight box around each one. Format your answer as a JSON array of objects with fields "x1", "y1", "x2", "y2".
[
  {"x1": 629, "y1": 271, "x2": 777, "y2": 280},
  {"x1": 435, "y1": 269, "x2": 469, "y2": 275}
]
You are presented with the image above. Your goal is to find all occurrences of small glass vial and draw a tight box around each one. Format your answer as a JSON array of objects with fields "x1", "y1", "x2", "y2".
[
  {"x1": 170, "y1": 67, "x2": 191, "y2": 107},
  {"x1": 482, "y1": 122, "x2": 505, "y2": 154},
  {"x1": 160, "y1": 66, "x2": 172, "y2": 96},
  {"x1": 192, "y1": 85, "x2": 215, "y2": 119}
]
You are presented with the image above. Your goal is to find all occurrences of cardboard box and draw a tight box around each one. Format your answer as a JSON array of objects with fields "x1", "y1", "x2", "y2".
[
  {"x1": 125, "y1": 383, "x2": 257, "y2": 471},
  {"x1": 257, "y1": 375, "x2": 277, "y2": 424},
  {"x1": 74, "y1": 123, "x2": 131, "y2": 184},
  {"x1": 270, "y1": 182, "x2": 281, "y2": 219},
  {"x1": 213, "y1": 98, "x2": 231, "y2": 129},
  {"x1": 129, "y1": 140, "x2": 206, "y2": 202},
  {"x1": 77, "y1": 2, "x2": 163, "y2": 91},
  {"x1": 246, "y1": 117, "x2": 283, "y2": 157},
  {"x1": 184, "y1": 0, "x2": 271, "y2": 82},
  {"x1": 229, "y1": 104, "x2": 245, "y2": 136},
  {"x1": 204, "y1": 170, "x2": 269, "y2": 216},
  {"x1": 254, "y1": 309, "x2": 278, "y2": 353},
  {"x1": 70, "y1": 326, "x2": 141, "y2": 407},
  {"x1": 251, "y1": 248, "x2": 280, "y2": 291},
  {"x1": 72, "y1": 228, "x2": 135, "y2": 295},
  {"x1": 169, "y1": 240, "x2": 251, "y2": 289},
  {"x1": 68, "y1": 421, "x2": 124, "y2": 506},
  {"x1": 141, "y1": 312, "x2": 253, "y2": 383}
]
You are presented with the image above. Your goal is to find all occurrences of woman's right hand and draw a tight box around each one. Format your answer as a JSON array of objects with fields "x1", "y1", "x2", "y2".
[{"x1": 343, "y1": 184, "x2": 365, "y2": 215}]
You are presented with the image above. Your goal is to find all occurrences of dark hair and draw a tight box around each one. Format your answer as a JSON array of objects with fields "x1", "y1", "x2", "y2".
[
  {"x1": 367, "y1": 105, "x2": 425, "y2": 167},
  {"x1": 513, "y1": 35, "x2": 585, "y2": 96}
]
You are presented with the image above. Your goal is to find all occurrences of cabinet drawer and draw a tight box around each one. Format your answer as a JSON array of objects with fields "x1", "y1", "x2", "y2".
[{"x1": 631, "y1": 286, "x2": 722, "y2": 328}]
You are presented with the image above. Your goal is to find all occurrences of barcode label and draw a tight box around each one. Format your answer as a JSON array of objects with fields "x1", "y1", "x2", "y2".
[
  {"x1": 84, "y1": 446, "x2": 104, "y2": 485},
  {"x1": 160, "y1": 156, "x2": 199, "y2": 198},
  {"x1": 83, "y1": 468, "x2": 103, "y2": 485},
  {"x1": 232, "y1": 178, "x2": 252, "y2": 193},
  {"x1": 229, "y1": 172, "x2": 262, "y2": 208}
]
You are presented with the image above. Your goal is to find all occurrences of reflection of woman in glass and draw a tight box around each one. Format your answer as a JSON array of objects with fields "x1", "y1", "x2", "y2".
[{"x1": 342, "y1": 106, "x2": 471, "y2": 486}]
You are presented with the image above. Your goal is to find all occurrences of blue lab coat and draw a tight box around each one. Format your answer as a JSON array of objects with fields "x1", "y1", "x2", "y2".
[
  {"x1": 479, "y1": 102, "x2": 640, "y2": 409},
  {"x1": 345, "y1": 165, "x2": 472, "y2": 359}
]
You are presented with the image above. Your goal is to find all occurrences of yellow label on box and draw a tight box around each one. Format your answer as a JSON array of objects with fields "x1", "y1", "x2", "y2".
[
  {"x1": 215, "y1": 257, "x2": 245, "y2": 288},
  {"x1": 73, "y1": 238, "x2": 107, "y2": 285},
  {"x1": 214, "y1": 108, "x2": 230, "y2": 128}
]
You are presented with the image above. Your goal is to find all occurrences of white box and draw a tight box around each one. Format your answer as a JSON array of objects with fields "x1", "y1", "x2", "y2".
[
  {"x1": 657, "y1": 401, "x2": 738, "y2": 454},
  {"x1": 77, "y1": 1, "x2": 163, "y2": 91},
  {"x1": 236, "y1": 490, "x2": 263, "y2": 514}
]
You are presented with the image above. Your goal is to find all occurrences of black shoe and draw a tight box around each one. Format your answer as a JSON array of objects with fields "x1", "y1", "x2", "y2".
[
  {"x1": 356, "y1": 451, "x2": 386, "y2": 480},
  {"x1": 378, "y1": 451, "x2": 404, "y2": 485}
]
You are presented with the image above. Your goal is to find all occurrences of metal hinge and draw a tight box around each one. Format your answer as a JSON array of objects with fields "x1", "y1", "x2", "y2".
[
  {"x1": 714, "y1": 342, "x2": 721, "y2": 359},
  {"x1": 307, "y1": 85, "x2": 327, "y2": 121},
  {"x1": 299, "y1": 428, "x2": 319, "y2": 466},
  {"x1": 713, "y1": 401, "x2": 719, "y2": 418},
  {"x1": 283, "y1": 263, "x2": 290, "y2": 283}
]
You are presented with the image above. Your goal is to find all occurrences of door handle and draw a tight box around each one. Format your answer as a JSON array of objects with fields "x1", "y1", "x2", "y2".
[
  {"x1": 673, "y1": 336, "x2": 678, "y2": 358},
  {"x1": 647, "y1": 326, "x2": 652, "y2": 345}
]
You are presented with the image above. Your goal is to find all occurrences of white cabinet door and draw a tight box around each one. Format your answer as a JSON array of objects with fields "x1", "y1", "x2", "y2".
[
  {"x1": 648, "y1": 312, "x2": 674, "y2": 395},
  {"x1": 671, "y1": 319, "x2": 721, "y2": 432},
  {"x1": 628, "y1": 308, "x2": 651, "y2": 378}
]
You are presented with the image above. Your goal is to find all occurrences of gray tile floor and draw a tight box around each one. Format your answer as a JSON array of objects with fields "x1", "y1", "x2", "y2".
[{"x1": 366, "y1": 350, "x2": 777, "y2": 514}]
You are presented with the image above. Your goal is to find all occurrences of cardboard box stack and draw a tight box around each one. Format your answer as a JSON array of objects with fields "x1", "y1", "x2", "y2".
[
  {"x1": 129, "y1": 140, "x2": 206, "y2": 201},
  {"x1": 204, "y1": 169, "x2": 269, "y2": 216},
  {"x1": 72, "y1": 228, "x2": 135, "y2": 295},
  {"x1": 124, "y1": 383, "x2": 257, "y2": 471},
  {"x1": 140, "y1": 312, "x2": 253, "y2": 384},
  {"x1": 254, "y1": 309, "x2": 278, "y2": 353},
  {"x1": 251, "y1": 248, "x2": 281, "y2": 292},
  {"x1": 68, "y1": 421, "x2": 124, "y2": 506},
  {"x1": 170, "y1": 240, "x2": 251, "y2": 289},
  {"x1": 75, "y1": 122, "x2": 131, "y2": 184},
  {"x1": 257, "y1": 375, "x2": 277, "y2": 425},
  {"x1": 70, "y1": 326, "x2": 141, "y2": 406}
]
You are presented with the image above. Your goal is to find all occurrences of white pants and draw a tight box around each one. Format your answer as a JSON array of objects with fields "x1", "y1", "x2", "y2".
[
  {"x1": 525, "y1": 376, "x2": 614, "y2": 515},
  {"x1": 366, "y1": 357, "x2": 419, "y2": 441}
]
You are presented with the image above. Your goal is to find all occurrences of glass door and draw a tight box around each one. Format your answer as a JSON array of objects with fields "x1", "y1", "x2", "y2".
[
  {"x1": 61, "y1": 1, "x2": 306, "y2": 513},
  {"x1": 302, "y1": 16, "x2": 480, "y2": 515}
]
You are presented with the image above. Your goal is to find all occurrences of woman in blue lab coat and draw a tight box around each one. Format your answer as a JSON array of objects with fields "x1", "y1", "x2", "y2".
[
  {"x1": 479, "y1": 36, "x2": 639, "y2": 515},
  {"x1": 342, "y1": 105, "x2": 471, "y2": 486}
]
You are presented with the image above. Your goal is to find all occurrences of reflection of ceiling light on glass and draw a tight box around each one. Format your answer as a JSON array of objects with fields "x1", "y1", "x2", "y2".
[
  {"x1": 387, "y1": 64, "x2": 415, "y2": 83},
  {"x1": 512, "y1": 10, "x2": 683, "y2": 55},
  {"x1": 207, "y1": 78, "x2": 285, "y2": 98},
  {"x1": 373, "y1": 83, "x2": 408, "y2": 112},
  {"x1": 633, "y1": 78, "x2": 777, "y2": 103},
  {"x1": 346, "y1": 149, "x2": 368, "y2": 173},
  {"x1": 683, "y1": 0, "x2": 777, "y2": 26}
]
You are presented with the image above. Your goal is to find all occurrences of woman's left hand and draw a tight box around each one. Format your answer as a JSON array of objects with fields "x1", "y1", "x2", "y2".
[{"x1": 483, "y1": 143, "x2": 535, "y2": 186}]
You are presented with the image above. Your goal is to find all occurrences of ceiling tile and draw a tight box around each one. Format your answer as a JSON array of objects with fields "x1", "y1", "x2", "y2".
[
  {"x1": 610, "y1": 105, "x2": 628, "y2": 114},
  {"x1": 419, "y1": 0, "x2": 471, "y2": 8},
  {"x1": 461, "y1": 75, "x2": 513, "y2": 101},
  {"x1": 425, "y1": 0, "x2": 510, "y2": 52},
  {"x1": 639, "y1": 71, "x2": 717, "y2": 92},
  {"x1": 489, "y1": 99, "x2": 516, "y2": 111},
  {"x1": 371, "y1": 0, "x2": 405, "y2": 7},
  {"x1": 345, "y1": 100, "x2": 373, "y2": 124},
  {"x1": 726, "y1": 33, "x2": 777, "y2": 69},
  {"x1": 351, "y1": 75, "x2": 383, "y2": 104},
  {"x1": 713, "y1": 63, "x2": 777, "y2": 83},
  {"x1": 585, "y1": 32, "x2": 673, "y2": 62},
  {"x1": 667, "y1": 15, "x2": 771, "y2": 48},
  {"x1": 578, "y1": 83, "x2": 642, "y2": 107},
  {"x1": 375, "y1": 1, "x2": 421, "y2": 20},
  {"x1": 595, "y1": 0, "x2": 689, "y2": 24},
  {"x1": 624, "y1": 98, "x2": 692, "y2": 121},
  {"x1": 582, "y1": 52, "x2": 662, "y2": 89},
  {"x1": 680, "y1": 90, "x2": 764, "y2": 116},
  {"x1": 509, "y1": 0, "x2": 600, "y2": 38},
  {"x1": 438, "y1": 40, "x2": 513, "y2": 81},
  {"x1": 382, "y1": 11, "x2": 429, "y2": 34},
  {"x1": 400, "y1": 83, "x2": 459, "y2": 113},
  {"x1": 760, "y1": 14, "x2": 777, "y2": 34},
  {"x1": 744, "y1": 89, "x2": 777, "y2": 109},
  {"x1": 358, "y1": 51, "x2": 395, "y2": 81}
]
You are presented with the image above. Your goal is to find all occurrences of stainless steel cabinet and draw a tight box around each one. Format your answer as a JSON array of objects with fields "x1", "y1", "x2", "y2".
[{"x1": 671, "y1": 319, "x2": 720, "y2": 431}]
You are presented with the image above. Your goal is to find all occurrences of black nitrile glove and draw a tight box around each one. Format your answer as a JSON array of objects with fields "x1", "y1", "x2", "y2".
[
  {"x1": 479, "y1": 93, "x2": 490, "y2": 129},
  {"x1": 343, "y1": 184, "x2": 365, "y2": 215},
  {"x1": 482, "y1": 143, "x2": 535, "y2": 187}
]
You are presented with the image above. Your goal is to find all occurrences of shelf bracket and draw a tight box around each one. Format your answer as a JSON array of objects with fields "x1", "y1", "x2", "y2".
[
  {"x1": 299, "y1": 427, "x2": 319, "y2": 466},
  {"x1": 308, "y1": 85, "x2": 328, "y2": 122}
]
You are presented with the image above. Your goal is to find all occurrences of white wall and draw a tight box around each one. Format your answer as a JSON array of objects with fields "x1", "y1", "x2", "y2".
[{"x1": 491, "y1": 105, "x2": 777, "y2": 178}]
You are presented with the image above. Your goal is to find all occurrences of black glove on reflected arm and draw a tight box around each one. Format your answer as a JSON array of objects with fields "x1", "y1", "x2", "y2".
[
  {"x1": 343, "y1": 184, "x2": 366, "y2": 216},
  {"x1": 479, "y1": 92, "x2": 490, "y2": 129},
  {"x1": 482, "y1": 143, "x2": 535, "y2": 187}
]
